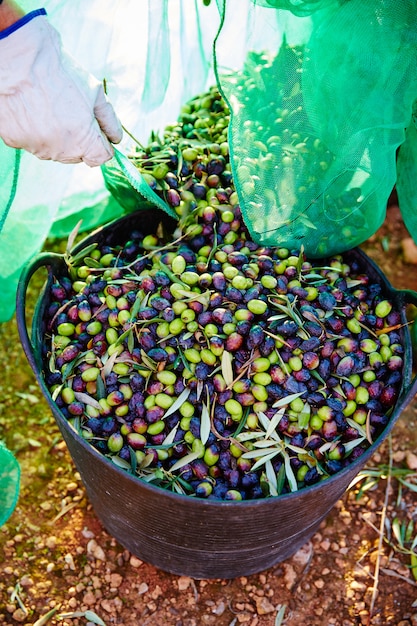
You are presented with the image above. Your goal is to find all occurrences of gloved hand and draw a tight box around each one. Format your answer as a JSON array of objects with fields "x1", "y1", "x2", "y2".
[{"x1": 0, "y1": 9, "x2": 123, "y2": 166}]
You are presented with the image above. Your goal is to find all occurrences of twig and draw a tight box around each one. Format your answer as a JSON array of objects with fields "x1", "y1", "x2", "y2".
[
  {"x1": 380, "y1": 567, "x2": 417, "y2": 587},
  {"x1": 367, "y1": 435, "x2": 393, "y2": 624},
  {"x1": 48, "y1": 501, "x2": 79, "y2": 525}
]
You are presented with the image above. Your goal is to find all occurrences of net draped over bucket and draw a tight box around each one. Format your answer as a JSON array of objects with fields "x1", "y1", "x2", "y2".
[{"x1": 214, "y1": 0, "x2": 417, "y2": 256}]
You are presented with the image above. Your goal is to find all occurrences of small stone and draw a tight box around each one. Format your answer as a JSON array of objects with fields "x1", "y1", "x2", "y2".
[
  {"x1": 178, "y1": 576, "x2": 192, "y2": 590},
  {"x1": 393, "y1": 450, "x2": 406, "y2": 463},
  {"x1": 86, "y1": 539, "x2": 106, "y2": 561},
  {"x1": 314, "y1": 579, "x2": 325, "y2": 589},
  {"x1": 358, "y1": 609, "x2": 370, "y2": 625},
  {"x1": 92, "y1": 575, "x2": 102, "y2": 589},
  {"x1": 291, "y1": 541, "x2": 313, "y2": 566},
  {"x1": 83, "y1": 591, "x2": 96, "y2": 605},
  {"x1": 283, "y1": 563, "x2": 297, "y2": 590},
  {"x1": 212, "y1": 601, "x2": 226, "y2": 616},
  {"x1": 101, "y1": 599, "x2": 114, "y2": 613},
  {"x1": 45, "y1": 536, "x2": 57, "y2": 549},
  {"x1": 150, "y1": 585, "x2": 163, "y2": 600},
  {"x1": 237, "y1": 612, "x2": 252, "y2": 623},
  {"x1": 320, "y1": 538, "x2": 331, "y2": 551},
  {"x1": 254, "y1": 596, "x2": 275, "y2": 615},
  {"x1": 401, "y1": 238, "x2": 417, "y2": 264},
  {"x1": 64, "y1": 553, "x2": 76, "y2": 570},
  {"x1": 138, "y1": 582, "x2": 148, "y2": 594},
  {"x1": 110, "y1": 573, "x2": 123, "y2": 589},
  {"x1": 12, "y1": 608, "x2": 27, "y2": 622},
  {"x1": 350, "y1": 580, "x2": 366, "y2": 592},
  {"x1": 406, "y1": 451, "x2": 417, "y2": 470},
  {"x1": 130, "y1": 555, "x2": 143, "y2": 568}
]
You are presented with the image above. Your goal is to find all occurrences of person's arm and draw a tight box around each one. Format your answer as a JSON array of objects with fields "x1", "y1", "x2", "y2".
[
  {"x1": 0, "y1": 2, "x2": 123, "y2": 166},
  {"x1": 0, "y1": 1, "x2": 25, "y2": 30}
]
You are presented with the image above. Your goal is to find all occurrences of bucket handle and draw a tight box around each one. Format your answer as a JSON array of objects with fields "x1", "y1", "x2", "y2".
[{"x1": 16, "y1": 252, "x2": 64, "y2": 386}]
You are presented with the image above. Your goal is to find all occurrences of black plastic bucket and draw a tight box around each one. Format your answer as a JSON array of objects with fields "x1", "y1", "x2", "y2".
[{"x1": 16, "y1": 210, "x2": 417, "y2": 579}]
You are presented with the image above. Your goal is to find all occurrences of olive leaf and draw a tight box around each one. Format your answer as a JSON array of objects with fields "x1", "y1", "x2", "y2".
[
  {"x1": 174, "y1": 288, "x2": 211, "y2": 307},
  {"x1": 83, "y1": 256, "x2": 102, "y2": 268},
  {"x1": 343, "y1": 436, "x2": 366, "y2": 453},
  {"x1": 411, "y1": 553, "x2": 417, "y2": 581},
  {"x1": 297, "y1": 402, "x2": 311, "y2": 430},
  {"x1": 162, "y1": 423, "x2": 180, "y2": 446},
  {"x1": 95, "y1": 372, "x2": 106, "y2": 400},
  {"x1": 65, "y1": 219, "x2": 82, "y2": 255},
  {"x1": 302, "y1": 272, "x2": 327, "y2": 285},
  {"x1": 283, "y1": 450, "x2": 298, "y2": 492},
  {"x1": 129, "y1": 291, "x2": 145, "y2": 321},
  {"x1": 346, "y1": 417, "x2": 372, "y2": 443},
  {"x1": 73, "y1": 392, "x2": 101, "y2": 410},
  {"x1": 67, "y1": 243, "x2": 99, "y2": 268},
  {"x1": 200, "y1": 398, "x2": 211, "y2": 446},
  {"x1": 84, "y1": 611, "x2": 107, "y2": 626},
  {"x1": 162, "y1": 387, "x2": 191, "y2": 420},
  {"x1": 221, "y1": 350, "x2": 234, "y2": 387},
  {"x1": 157, "y1": 258, "x2": 189, "y2": 288},
  {"x1": 33, "y1": 607, "x2": 58, "y2": 626},
  {"x1": 247, "y1": 449, "x2": 281, "y2": 472},
  {"x1": 101, "y1": 350, "x2": 120, "y2": 380},
  {"x1": 272, "y1": 392, "x2": 305, "y2": 409},
  {"x1": 265, "y1": 458, "x2": 278, "y2": 497},
  {"x1": 392, "y1": 517, "x2": 404, "y2": 547},
  {"x1": 236, "y1": 431, "x2": 266, "y2": 443},
  {"x1": 111, "y1": 456, "x2": 131, "y2": 470},
  {"x1": 59, "y1": 611, "x2": 106, "y2": 626},
  {"x1": 170, "y1": 451, "x2": 201, "y2": 473},
  {"x1": 139, "y1": 349, "x2": 158, "y2": 372},
  {"x1": 51, "y1": 384, "x2": 63, "y2": 402},
  {"x1": 274, "y1": 604, "x2": 287, "y2": 626}
]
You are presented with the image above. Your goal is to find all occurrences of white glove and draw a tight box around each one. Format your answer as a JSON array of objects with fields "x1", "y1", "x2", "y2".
[{"x1": 0, "y1": 10, "x2": 123, "y2": 166}]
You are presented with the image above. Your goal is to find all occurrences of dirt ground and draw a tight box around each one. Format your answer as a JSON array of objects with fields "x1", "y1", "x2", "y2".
[{"x1": 1, "y1": 202, "x2": 417, "y2": 626}]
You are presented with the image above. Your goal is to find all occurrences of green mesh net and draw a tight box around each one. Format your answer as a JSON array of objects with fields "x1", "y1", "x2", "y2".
[
  {"x1": 0, "y1": 148, "x2": 21, "y2": 233},
  {"x1": 0, "y1": 443, "x2": 20, "y2": 526},
  {"x1": 213, "y1": 0, "x2": 417, "y2": 256}
]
